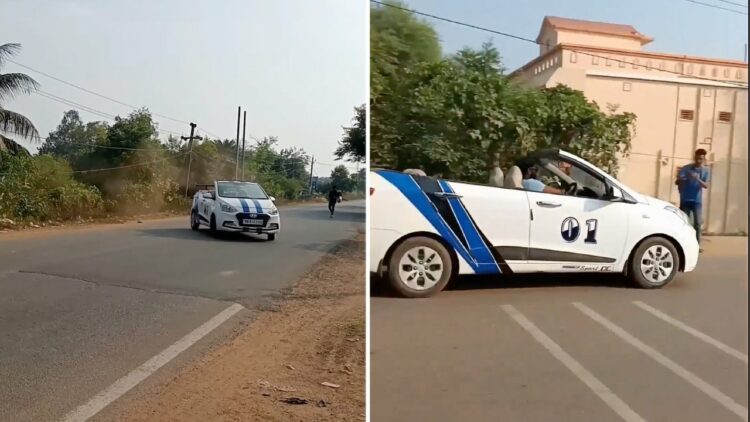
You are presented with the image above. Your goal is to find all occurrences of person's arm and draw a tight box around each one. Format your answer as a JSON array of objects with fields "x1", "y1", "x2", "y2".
[
  {"x1": 542, "y1": 186, "x2": 563, "y2": 195},
  {"x1": 699, "y1": 169, "x2": 710, "y2": 189}
]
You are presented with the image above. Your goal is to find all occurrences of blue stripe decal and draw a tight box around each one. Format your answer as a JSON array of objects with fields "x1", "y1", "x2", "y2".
[
  {"x1": 250, "y1": 199, "x2": 263, "y2": 213},
  {"x1": 378, "y1": 172, "x2": 484, "y2": 274},
  {"x1": 438, "y1": 180, "x2": 500, "y2": 274},
  {"x1": 238, "y1": 199, "x2": 250, "y2": 213}
]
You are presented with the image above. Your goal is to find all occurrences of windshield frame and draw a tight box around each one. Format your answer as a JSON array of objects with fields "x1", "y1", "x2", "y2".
[{"x1": 216, "y1": 181, "x2": 269, "y2": 200}]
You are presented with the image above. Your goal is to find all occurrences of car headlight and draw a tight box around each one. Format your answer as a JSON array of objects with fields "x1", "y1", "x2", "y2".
[
  {"x1": 220, "y1": 203, "x2": 237, "y2": 213},
  {"x1": 665, "y1": 205, "x2": 688, "y2": 225},
  {"x1": 269, "y1": 206, "x2": 279, "y2": 216}
]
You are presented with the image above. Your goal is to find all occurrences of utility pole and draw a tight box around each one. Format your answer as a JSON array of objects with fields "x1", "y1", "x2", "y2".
[
  {"x1": 308, "y1": 156, "x2": 315, "y2": 194},
  {"x1": 182, "y1": 123, "x2": 203, "y2": 198},
  {"x1": 240, "y1": 111, "x2": 247, "y2": 180},
  {"x1": 235, "y1": 106, "x2": 241, "y2": 180}
]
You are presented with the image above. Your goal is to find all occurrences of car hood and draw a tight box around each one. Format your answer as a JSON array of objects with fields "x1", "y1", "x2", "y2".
[{"x1": 220, "y1": 197, "x2": 275, "y2": 213}]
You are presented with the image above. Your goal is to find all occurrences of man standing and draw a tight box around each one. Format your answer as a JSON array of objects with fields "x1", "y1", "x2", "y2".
[
  {"x1": 677, "y1": 149, "x2": 710, "y2": 249},
  {"x1": 328, "y1": 185, "x2": 342, "y2": 218}
]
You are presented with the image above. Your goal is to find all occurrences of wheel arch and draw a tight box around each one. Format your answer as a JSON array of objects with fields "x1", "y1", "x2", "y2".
[
  {"x1": 626, "y1": 233, "x2": 686, "y2": 273},
  {"x1": 381, "y1": 231, "x2": 459, "y2": 278}
]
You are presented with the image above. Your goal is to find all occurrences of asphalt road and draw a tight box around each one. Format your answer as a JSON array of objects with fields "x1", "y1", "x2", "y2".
[
  {"x1": 0, "y1": 200, "x2": 364, "y2": 422},
  {"x1": 371, "y1": 237, "x2": 748, "y2": 422}
]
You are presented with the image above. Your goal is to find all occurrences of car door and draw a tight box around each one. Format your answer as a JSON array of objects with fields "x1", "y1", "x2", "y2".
[
  {"x1": 526, "y1": 162, "x2": 629, "y2": 270},
  {"x1": 445, "y1": 181, "x2": 531, "y2": 273}
]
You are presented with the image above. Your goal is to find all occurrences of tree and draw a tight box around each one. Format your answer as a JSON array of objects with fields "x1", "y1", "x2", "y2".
[
  {"x1": 330, "y1": 165, "x2": 354, "y2": 192},
  {"x1": 0, "y1": 43, "x2": 39, "y2": 140},
  {"x1": 371, "y1": 43, "x2": 636, "y2": 182},
  {"x1": 334, "y1": 104, "x2": 365, "y2": 163},
  {"x1": 39, "y1": 110, "x2": 109, "y2": 162}
]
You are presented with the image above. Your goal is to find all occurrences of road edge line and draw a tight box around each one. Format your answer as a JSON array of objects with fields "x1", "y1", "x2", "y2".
[{"x1": 60, "y1": 303, "x2": 245, "y2": 422}]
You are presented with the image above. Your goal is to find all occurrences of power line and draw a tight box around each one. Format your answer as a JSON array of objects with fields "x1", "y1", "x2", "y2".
[
  {"x1": 712, "y1": 0, "x2": 748, "y2": 8},
  {"x1": 6, "y1": 58, "x2": 228, "y2": 138},
  {"x1": 680, "y1": 0, "x2": 748, "y2": 14},
  {"x1": 371, "y1": 0, "x2": 749, "y2": 88}
]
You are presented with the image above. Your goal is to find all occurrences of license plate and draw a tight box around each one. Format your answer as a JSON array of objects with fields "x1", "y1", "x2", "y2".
[{"x1": 243, "y1": 219, "x2": 263, "y2": 226}]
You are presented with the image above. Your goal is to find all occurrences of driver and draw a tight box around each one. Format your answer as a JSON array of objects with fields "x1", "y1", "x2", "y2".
[{"x1": 518, "y1": 159, "x2": 564, "y2": 195}]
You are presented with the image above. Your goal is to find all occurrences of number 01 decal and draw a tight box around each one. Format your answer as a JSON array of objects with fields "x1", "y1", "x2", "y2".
[{"x1": 560, "y1": 217, "x2": 598, "y2": 244}]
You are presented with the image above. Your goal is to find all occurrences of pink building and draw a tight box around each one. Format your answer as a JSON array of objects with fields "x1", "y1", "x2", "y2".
[{"x1": 512, "y1": 16, "x2": 748, "y2": 235}]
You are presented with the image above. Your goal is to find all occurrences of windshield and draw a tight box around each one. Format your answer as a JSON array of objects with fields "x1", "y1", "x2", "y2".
[
  {"x1": 534, "y1": 156, "x2": 608, "y2": 199},
  {"x1": 217, "y1": 182, "x2": 268, "y2": 199}
]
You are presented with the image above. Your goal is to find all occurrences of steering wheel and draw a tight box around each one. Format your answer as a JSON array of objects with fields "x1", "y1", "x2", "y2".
[{"x1": 564, "y1": 182, "x2": 578, "y2": 195}]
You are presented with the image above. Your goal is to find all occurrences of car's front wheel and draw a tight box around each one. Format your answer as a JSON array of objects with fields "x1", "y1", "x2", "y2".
[
  {"x1": 387, "y1": 236, "x2": 453, "y2": 298},
  {"x1": 629, "y1": 237, "x2": 680, "y2": 288}
]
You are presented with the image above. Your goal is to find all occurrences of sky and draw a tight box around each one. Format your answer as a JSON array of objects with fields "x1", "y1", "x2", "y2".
[
  {"x1": 2, "y1": 0, "x2": 367, "y2": 176},
  {"x1": 399, "y1": 0, "x2": 748, "y2": 71}
]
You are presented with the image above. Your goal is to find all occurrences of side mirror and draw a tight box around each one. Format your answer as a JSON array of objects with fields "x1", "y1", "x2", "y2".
[
  {"x1": 607, "y1": 185, "x2": 623, "y2": 201},
  {"x1": 269, "y1": 196, "x2": 276, "y2": 202}
]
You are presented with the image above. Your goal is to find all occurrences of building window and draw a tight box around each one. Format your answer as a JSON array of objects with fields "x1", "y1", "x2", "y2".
[
  {"x1": 632, "y1": 58, "x2": 639, "y2": 69},
  {"x1": 736, "y1": 69, "x2": 743, "y2": 80},
  {"x1": 723, "y1": 68, "x2": 730, "y2": 78},
  {"x1": 687, "y1": 64, "x2": 693, "y2": 75},
  {"x1": 606, "y1": 57, "x2": 612, "y2": 66},
  {"x1": 699, "y1": 65, "x2": 706, "y2": 76},
  {"x1": 680, "y1": 109, "x2": 695, "y2": 121},
  {"x1": 645, "y1": 60, "x2": 652, "y2": 70},
  {"x1": 676, "y1": 63, "x2": 684, "y2": 73},
  {"x1": 712, "y1": 67, "x2": 718, "y2": 77},
  {"x1": 623, "y1": 82, "x2": 632, "y2": 91},
  {"x1": 592, "y1": 55, "x2": 599, "y2": 65},
  {"x1": 570, "y1": 52, "x2": 577, "y2": 63},
  {"x1": 619, "y1": 57, "x2": 626, "y2": 68},
  {"x1": 718, "y1": 112, "x2": 733, "y2": 123},
  {"x1": 659, "y1": 61, "x2": 666, "y2": 70},
  {"x1": 701, "y1": 137, "x2": 713, "y2": 146}
]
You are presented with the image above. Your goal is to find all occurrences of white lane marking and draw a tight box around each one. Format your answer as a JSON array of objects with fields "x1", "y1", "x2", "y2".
[
  {"x1": 61, "y1": 303, "x2": 244, "y2": 422},
  {"x1": 501, "y1": 305, "x2": 645, "y2": 422},
  {"x1": 574, "y1": 302, "x2": 748, "y2": 421},
  {"x1": 633, "y1": 301, "x2": 748, "y2": 364}
]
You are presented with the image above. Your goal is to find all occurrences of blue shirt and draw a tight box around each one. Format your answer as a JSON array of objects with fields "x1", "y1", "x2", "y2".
[
  {"x1": 678, "y1": 165, "x2": 710, "y2": 203},
  {"x1": 522, "y1": 178, "x2": 545, "y2": 192}
]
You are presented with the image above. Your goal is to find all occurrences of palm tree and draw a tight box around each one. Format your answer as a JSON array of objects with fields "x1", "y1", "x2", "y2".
[{"x1": 0, "y1": 43, "x2": 39, "y2": 140}]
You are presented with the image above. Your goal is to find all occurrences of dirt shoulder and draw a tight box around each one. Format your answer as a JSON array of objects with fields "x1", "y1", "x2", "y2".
[{"x1": 117, "y1": 234, "x2": 365, "y2": 422}]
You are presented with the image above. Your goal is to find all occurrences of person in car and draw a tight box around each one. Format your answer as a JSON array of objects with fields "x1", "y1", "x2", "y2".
[{"x1": 518, "y1": 159, "x2": 564, "y2": 195}]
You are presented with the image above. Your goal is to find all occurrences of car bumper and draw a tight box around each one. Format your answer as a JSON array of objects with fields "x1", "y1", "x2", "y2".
[
  {"x1": 215, "y1": 212, "x2": 280, "y2": 233},
  {"x1": 678, "y1": 225, "x2": 699, "y2": 272}
]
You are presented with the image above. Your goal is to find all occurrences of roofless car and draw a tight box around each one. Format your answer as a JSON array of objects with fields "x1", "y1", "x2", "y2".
[
  {"x1": 370, "y1": 149, "x2": 699, "y2": 298},
  {"x1": 191, "y1": 181, "x2": 280, "y2": 240}
]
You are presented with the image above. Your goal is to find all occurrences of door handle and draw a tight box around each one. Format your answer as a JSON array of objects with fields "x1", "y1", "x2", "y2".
[
  {"x1": 433, "y1": 192, "x2": 462, "y2": 199},
  {"x1": 536, "y1": 201, "x2": 561, "y2": 208}
]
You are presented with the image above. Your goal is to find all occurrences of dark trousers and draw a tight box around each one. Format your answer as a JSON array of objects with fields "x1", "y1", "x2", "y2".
[
  {"x1": 680, "y1": 201, "x2": 702, "y2": 243},
  {"x1": 328, "y1": 201, "x2": 336, "y2": 215}
]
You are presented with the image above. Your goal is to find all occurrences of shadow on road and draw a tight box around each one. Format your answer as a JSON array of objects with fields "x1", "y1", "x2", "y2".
[
  {"x1": 295, "y1": 208, "x2": 365, "y2": 223},
  {"x1": 137, "y1": 228, "x2": 270, "y2": 242},
  {"x1": 370, "y1": 272, "x2": 633, "y2": 298}
]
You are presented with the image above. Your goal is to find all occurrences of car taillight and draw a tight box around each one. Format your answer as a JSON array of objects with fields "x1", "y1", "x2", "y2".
[{"x1": 370, "y1": 187, "x2": 375, "y2": 196}]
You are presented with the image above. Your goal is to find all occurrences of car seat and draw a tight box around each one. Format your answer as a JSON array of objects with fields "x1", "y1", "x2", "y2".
[
  {"x1": 488, "y1": 166, "x2": 504, "y2": 188},
  {"x1": 504, "y1": 166, "x2": 523, "y2": 189}
]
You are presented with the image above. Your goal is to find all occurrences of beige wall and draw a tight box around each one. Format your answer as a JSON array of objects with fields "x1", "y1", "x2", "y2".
[{"x1": 514, "y1": 55, "x2": 748, "y2": 234}]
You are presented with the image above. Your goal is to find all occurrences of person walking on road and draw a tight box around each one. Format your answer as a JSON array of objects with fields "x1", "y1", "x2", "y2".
[
  {"x1": 328, "y1": 185, "x2": 342, "y2": 218},
  {"x1": 677, "y1": 148, "x2": 710, "y2": 250}
]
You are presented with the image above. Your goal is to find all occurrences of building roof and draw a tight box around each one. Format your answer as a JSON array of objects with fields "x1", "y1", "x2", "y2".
[{"x1": 538, "y1": 16, "x2": 654, "y2": 45}]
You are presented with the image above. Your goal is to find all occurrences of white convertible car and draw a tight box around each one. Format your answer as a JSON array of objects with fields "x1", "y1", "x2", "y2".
[
  {"x1": 191, "y1": 181, "x2": 280, "y2": 240},
  {"x1": 370, "y1": 149, "x2": 699, "y2": 298}
]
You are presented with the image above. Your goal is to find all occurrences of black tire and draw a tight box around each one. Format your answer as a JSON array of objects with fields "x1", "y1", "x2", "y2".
[
  {"x1": 190, "y1": 210, "x2": 200, "y2": 230},
  {"x1": 628, "y1": 237, "x2": 680, "y2": 289},
  {"x1": 267, "y1": 233, "x2": 276, "y2": 241},
  {"x1": 387, "y1": 236, "x2": 453, "y2": 298},
  {"x1": 209, "y1": 214, "x2": 217, "y2": 236}
]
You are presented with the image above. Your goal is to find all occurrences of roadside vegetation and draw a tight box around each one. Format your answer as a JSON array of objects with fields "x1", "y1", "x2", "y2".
[
  {"x1": 371, "y1": 1, "x2": 637, "y2": 182},
  {"x1": 0, "y1": 44, "x2": 365, "y2": 228}
]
